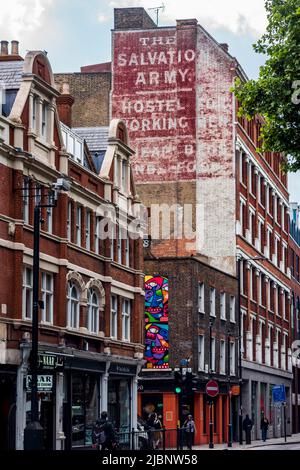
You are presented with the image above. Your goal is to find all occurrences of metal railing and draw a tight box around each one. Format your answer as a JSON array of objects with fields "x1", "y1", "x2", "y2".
[{"x1": 114, "y1": 427, "x2": 195, "y2": 450}]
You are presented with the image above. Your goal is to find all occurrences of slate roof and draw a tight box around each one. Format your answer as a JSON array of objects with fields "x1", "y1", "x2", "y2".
[
  {"x1": 0, "y1": 61, "x2": 23, "y2": 89},
  {"x1": 72, "y1": 126, "x2": 109, "y2": 173},
  {"x1": 72, "y1": 126, "x2": 109, "y2": 153}
]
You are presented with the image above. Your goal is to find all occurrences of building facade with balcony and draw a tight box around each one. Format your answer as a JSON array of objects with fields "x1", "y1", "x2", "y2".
[{"x1": 0, "y1": 41, "x2": 144, "y2": 450}]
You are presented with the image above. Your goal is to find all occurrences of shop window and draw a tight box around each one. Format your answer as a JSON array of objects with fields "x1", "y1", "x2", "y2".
[
  {"x1": 71, "y1": 373, "x2": 99, "y2": 448},
  {"x1": 108, "y1": 379, "x2": 131, "y2": 433}
]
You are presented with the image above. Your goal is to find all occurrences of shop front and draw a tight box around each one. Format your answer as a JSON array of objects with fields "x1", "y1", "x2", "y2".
[
  {"x1": 108, "y1": 363, "x2": 138, "y2": 436},
  {"x1": 63, "y1": 356, "x2": 106, "y2": 450},
  {"x1": 0, "y1": 367, "x2": 17, "y2": 450}
]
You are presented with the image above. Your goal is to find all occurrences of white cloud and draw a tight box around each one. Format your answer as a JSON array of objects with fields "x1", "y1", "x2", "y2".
[
  {"x1": 0, "y1": 0, "x2": 54, "y2": 38},
  {"x1": 109, "y1": 0, "x2": 267, "y2": 36},
  {"x1": 98, "y1": 13, "x2": 109, "y2": 23}
]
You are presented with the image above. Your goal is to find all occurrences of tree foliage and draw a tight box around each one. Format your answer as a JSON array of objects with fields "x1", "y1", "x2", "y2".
[{"x1": 232, "y1": 0, "x2": 300, "y2": 171}]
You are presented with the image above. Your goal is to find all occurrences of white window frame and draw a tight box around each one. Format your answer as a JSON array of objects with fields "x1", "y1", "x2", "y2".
[
  {"x1": 220, "y1": 292, "x2": 226, "y2": 320},
  {"x1": 87, "y1": 288, "x2": 99, "y2": 334},
  {"x1": 209, "y1": 287, "x2": 216, "y2": 317},
  {"x1": 41, "y1": 102, "x2": 48, "y2": 139},
  {"x1": 76, "y1": 206, "x2": 82, "y2": 246},
  {"x1": 117, "y1": 226, "x2": 122, "y2": 264},
  {"x1": 67, "y1": 201, "x2": 72, "y2": 241},
  {"x1": 220, "y1": 340, "x2": 226, "y2": 375},
  {"x1": 122, "y1": 298, "x2": 131, "y2": 341},
  {"x1": 85, "y1": 210, "x2": 91, "y2": 251},
  {"x1": 67, "y1": 282, "x2": 80, "y2": 329},
  {"x1": 32, "y1": 95, "x2": 37, "y2": 131},
  {"x1": 210, "y1": 337, "x2": 216, "y2": 372},
  {"x1": 198, "y1": 282, "x2": 205, "y2": 314},
  {"x1": 22, "y1": 267, "x2": 33, "y2": 320},
  {"x1": 46, "y1": 205, "x2": 53, "y2": 234},
  {"x1": 198, "y1": 335, "x2": 205, "y2": 371},
  {"x1": 111, "y1": 295, "x2": 118, "y2": 339},
  {"x1": 125, "y1": 233, "x2": 130, "y2": 267},
  {"x1": 41, "y1": 272, "x2": 54, "y2": 324},
  {"x1": 110, "y1": 222, "x2": 115, "y2": 260},
  {"x1": 121, "y1": 159, "x2": 127, "y2": 193},
  {"x1": 94, "y1": 216, "x2": 100, "y2": 254},
  {"x1": 230, "y1": 341, "x2": 235, "y2": 375},
  {"x1": 230, "y1": 295, "x2": 236, "y2": 323},
  {"x1": 23, "y1": 177, "x2": 29, "y2": 224}
]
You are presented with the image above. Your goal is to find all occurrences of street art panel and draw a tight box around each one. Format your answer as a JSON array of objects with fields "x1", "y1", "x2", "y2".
[{"x1": 144, "y1": 275, "x2": 169, "y2": 369}]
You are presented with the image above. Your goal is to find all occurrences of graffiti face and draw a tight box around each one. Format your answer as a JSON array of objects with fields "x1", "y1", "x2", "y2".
[{"x1": 144, "y1": 276, "x2": 169, "y2": 369}]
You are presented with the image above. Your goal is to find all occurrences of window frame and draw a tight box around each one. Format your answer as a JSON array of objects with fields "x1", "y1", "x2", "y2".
[{"x1": 41, "y1": 272, "x2": 54, "y2": 324}]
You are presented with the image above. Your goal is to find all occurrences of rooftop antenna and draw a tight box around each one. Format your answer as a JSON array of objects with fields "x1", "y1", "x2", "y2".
[{"x1": 148, "y1": 3, "x2": 165, "y2": 26}]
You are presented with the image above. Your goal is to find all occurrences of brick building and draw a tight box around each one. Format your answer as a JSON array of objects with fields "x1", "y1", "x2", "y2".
[
  {"x1": 142, "y1": 256, "x2": 239, "y2": 445},
  {"x1": 54, "y1": 71, "x2": 111, "y2": 128},
  {"x1": 0, "y1": 41, "x2": 144, "y2": 450},
  {"x1": 109, "y1": 8, "x2": 293, "y2": 440},
  {"x1": 289, "y1": 203, "x2": 300, "y2": 433},
  {"x1": 53, "y1": 6, "x2": 295, "y2": 441}
]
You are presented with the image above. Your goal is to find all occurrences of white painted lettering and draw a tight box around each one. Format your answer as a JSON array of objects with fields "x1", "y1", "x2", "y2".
[{"x1": 178, "y1": 69, "x2": 189, "y2": 82}]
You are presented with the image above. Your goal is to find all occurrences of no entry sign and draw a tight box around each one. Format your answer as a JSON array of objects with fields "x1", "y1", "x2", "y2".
[{"x1": 206, "y1": 380, "x2": 219, "y2": 398}]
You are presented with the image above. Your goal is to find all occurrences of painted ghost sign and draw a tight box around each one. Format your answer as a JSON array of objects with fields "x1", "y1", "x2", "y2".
[
  {"x1": 144, "y1": 275, "x2": 169, "y2": 369},
  {"x1": 112, "y1": 26, "x2": 197, "y2": 182}
]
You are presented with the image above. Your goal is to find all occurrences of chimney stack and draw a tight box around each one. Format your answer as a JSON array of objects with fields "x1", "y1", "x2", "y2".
[
  {"x1": 220, "y1": 43, "x2": 229, "y2": 53},
  {"x1": 56, "y1": 83, "x2": 75, "y2": 128},
  {"x1": 11, "y1": 40, "x2": 19, "y2": 55},
  {"x1": 0, "y1": 40, "x2": 9, "y2": 55},
  {"x1": 0, "y1": 39, "x2": 23, "y2": 61}
]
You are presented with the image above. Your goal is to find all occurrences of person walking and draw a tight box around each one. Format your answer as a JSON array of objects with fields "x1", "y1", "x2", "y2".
[
  {"x1": 260, "y1": 415, "x2": 269, "y2": 442},
  {"x1": 92, "y1": 411, "x2": 116, "y2": 450},
  {"x1": 242, "y1": 414, "x2": 253, "y2": 445},
  {"x1": 183, "y1": 415, "x2": 196, "y2": 450}
]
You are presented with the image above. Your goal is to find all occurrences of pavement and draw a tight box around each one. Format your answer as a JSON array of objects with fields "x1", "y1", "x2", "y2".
[{"x1": 191, "y1": 433, "x2": 300, "y2": 450}]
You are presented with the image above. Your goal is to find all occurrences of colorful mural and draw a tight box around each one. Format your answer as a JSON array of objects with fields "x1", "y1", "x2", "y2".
[{"x1": 144, "y1": 276, "x2": 169, "y2": 369}]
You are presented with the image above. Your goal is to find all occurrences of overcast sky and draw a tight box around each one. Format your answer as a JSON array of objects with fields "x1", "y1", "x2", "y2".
[{"x1": 1, "y1": 0, "x2": 299, "y2": 202}]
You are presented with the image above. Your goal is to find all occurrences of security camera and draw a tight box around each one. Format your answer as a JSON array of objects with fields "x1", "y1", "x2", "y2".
[{"x1": 52, "y1": 178, "x2": 71, "y2": 192}]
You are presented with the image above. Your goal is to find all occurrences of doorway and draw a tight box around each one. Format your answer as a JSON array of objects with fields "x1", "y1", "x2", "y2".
[{"x1": 0, "y1": 373, "x2": 16, "y2": 449}]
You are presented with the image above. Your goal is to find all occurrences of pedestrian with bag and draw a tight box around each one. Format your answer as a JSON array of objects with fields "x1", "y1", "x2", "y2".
[{"x1": 92, "y1": 411, "x2": 116, "y2": 450}]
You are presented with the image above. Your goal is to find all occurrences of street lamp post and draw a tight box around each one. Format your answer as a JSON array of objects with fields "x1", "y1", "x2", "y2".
[
  {"x1": 23, "y1": 178, "x2": 70, "y2": 450},
  {"x1": 23, "y1": 205, "x2": 44, "y2": 450}
]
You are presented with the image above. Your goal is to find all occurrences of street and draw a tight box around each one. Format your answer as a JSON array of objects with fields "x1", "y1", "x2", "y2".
[{"x1": 252, "y1": 442, "x2": 300, "y2": 451}]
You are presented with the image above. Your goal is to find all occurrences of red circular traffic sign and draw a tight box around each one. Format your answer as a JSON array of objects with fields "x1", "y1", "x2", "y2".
[{"x1": 206, "y1": 380, "x2": 219, "y2": 398}]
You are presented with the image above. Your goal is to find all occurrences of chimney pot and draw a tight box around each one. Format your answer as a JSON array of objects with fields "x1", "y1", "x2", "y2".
[
  {"x1": 11, "y1": 40, "x2": 19, "y2": 55},
  {"x1": 220, "y1": 43, "x2": 229, "y2": 53},
  {"x1": 1, "y1": 40, "x2": 9, "y2": 55}
]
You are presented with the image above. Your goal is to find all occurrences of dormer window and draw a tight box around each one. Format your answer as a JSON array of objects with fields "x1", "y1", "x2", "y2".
[
  {"x1": 32, "y1": 95, "x2": 37, "y2": 131},
  {"x1": 41, "y1": 102, "x2": 48, "y2": 139},
  {"x1": 121, "y1": 159, "x2": 127, "y2": 193}
]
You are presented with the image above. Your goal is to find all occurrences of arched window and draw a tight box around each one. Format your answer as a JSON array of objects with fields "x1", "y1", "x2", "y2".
[
  {"x1": 67, "y1": 281, "x2": 79, "y2": 328},
  {"x1": 87, "y1": 288, "x2": 100, "y2": 334}
]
